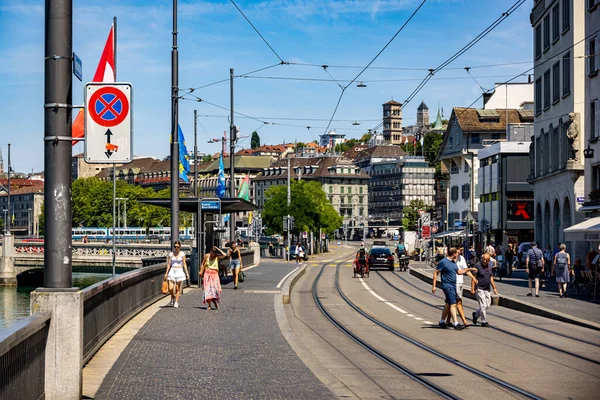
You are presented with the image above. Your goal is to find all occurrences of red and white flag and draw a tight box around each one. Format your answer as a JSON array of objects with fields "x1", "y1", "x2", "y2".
[{"x1": 72, "y1": 25, "x2": 115, "y2": 145}]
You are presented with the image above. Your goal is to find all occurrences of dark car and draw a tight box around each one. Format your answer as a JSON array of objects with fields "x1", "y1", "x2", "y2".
[{"x1": 368, "y1": 247, "x2": 395, "y2": 271}]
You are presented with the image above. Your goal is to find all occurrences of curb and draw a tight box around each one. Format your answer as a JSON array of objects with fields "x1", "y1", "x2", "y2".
[
  {"x1": 409, "y1": 268, "x2": 600, "y2": 331},
  {"x1": 282, "y1": 264, "x2": 307, "y2": 304}
]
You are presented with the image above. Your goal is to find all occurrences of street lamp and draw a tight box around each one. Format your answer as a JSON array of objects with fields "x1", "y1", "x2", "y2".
[{"x1": 584, "y1": 142, "x2": 595, "y2": 159}]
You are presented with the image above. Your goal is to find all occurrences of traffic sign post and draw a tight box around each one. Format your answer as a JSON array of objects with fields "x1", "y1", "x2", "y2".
[
  {"x1": 84, "y1": 83, "x2": 133, "y2": 164},
  {"x1": 422, "y1": 225, "x2": 431, "y2": 239}
]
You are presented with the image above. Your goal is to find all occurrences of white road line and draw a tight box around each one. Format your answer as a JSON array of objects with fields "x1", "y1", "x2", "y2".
[
  {"x1": 276, "y1": 266, "x2": 301, "y2": 288},
  {"x1": 359, "y1": 278, "x2": 414, "y2": 315},
  {"x1": 424, "y1": 321, "x2": 433, "y2": 325},
  {"x1": 407, "y1": 314, "x2": 415, "y2": 317},
  {"x1": 387, "y1": 303, "x2": 408, "y2": 314},
  {"x1": 414, "y1": 317, "x2": 423, "y2": 321}
]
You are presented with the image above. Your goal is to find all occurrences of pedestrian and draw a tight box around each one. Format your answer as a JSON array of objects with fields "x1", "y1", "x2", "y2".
[
  {"x1": 268, "y1": 241, "x2": 274, "y2": 256},
  {"x1": 164, "y1": 240, "x2": 190, "y2": 308},
  {"x1": 505, "y1": 243, "x2": 515, "y2": 277},
  {"x1": 445, "y1": 244, "x2": 477, "y2": 327},
  {"x1": 526, "y1": 242, "x2": 544, "y2": 297},
  {"x1": 542, "y1": 244, "x2": 553, "y2": 288},
  {"x1": 295, "y1": 242, "x2": 304, "y2": 264},
  {"x1": 228, "y1": 241, "x2": 243, "y2": 290},
  {"x1": 471, "y1": 253, "x2": 499, "y2": 327},
  {"x1": 432, "y1": 247, "x2": 477, "y2": 330},
  {"x1": 200, "y1": 246, "x2": 226, "y2": 310},
  {"x1": 552, "y1": 243, "x2": 572, "y2": 298}
]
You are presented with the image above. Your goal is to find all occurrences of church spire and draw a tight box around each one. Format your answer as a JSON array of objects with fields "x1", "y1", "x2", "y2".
[{"x1": 432, "y1": 107, "x2": 443, "y2": 131}]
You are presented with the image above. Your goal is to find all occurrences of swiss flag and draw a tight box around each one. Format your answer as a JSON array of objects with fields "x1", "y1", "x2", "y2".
[{"x1": 72, "y1": 26, "x2": 115, "y2": 145}]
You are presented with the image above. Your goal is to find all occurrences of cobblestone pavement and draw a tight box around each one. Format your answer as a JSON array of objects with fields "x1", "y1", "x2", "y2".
[
  {"x1": 94, "y1": 261, "x2": 334, "y2": 400},
  {"x1": 413, "y1": 262, "x2": 600, "y2": 324}
]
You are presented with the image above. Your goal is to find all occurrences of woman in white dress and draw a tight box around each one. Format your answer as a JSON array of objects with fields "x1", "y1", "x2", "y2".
[{"x1": 164, "y1": 241, "x2": 189, "y2": 308}]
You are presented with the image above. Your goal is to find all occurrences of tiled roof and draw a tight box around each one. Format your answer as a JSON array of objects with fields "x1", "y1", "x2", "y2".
[
  {"x1": 343, "y1": 144, "x2": 369, "y2": 160},
  {"x1": 200, "y1": 155, "x2": 275, "y2": 173},
  {"x1": 384, "y1": 100, "x2": 401, "y2": 105},
  {"x1": 0, "y1": 184, "x2": 44, "y2": 196},
  {"x1": 96, "y1": 157, "x2": 160, "y2": 178},
  {"x1": 256, "y1": 155, "x2": 370, "y2": 181},
  {"x1": 0, "y1": 179, "x2": 41, "y2": 187},
  {"x1": 453, "y1": 108, "x2": 532, "y2": 132},
  {"x1": 354, "y1": 145, "x2": 406, "y2": 164},
  {"x1": 417, "y1": 101, "x2": 428, "y2": 110}
]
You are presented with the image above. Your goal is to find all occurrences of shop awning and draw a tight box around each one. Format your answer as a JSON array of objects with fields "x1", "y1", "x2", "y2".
[
  {"x1": 563, "y1": 217, "x2": 600, "y2": 242},
  {"x1": 433, "y1": 230, "x2": 472, "y2": 238}
]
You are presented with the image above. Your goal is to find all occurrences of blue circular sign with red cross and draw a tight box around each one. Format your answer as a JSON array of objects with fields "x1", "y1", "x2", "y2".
[{"x1": 88, "y1": 86, "x2": 130, "y2": 127}]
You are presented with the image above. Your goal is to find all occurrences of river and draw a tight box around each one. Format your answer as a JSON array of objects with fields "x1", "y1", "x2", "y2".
[{"x1": 0, "y1": 272, "x2": 113, "y2": 330}]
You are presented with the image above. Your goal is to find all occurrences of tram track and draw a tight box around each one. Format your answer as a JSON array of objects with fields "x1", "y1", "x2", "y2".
[
  {"x1": 390, "y1": 269, "x2": 600, "y2": 350},
  {"x1": 312, "y1": 258, "x2": 542, "y2": 400}
]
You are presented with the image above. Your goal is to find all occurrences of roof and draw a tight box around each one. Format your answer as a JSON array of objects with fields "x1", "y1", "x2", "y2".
[
  {"x1": 354, "y1": 145, "x2": 406, "y2": 164},
  {"x1": 343, "y1": 144, "x2": 369, "y2": 160},
  {"x1": 452, "y1": 108, "x2": 533, "y2": 132},
  {"x1": 417, "y1": 101, "x2": 428, "y2": 111},
  {"x1": 383, "y1": 100, "x2": 401, "y2": 105},
  {"x1": 0, "y1": 178, "x2": 42, "y2": 187},
  {"x1": 0, "y1": 184, "x2": 44, "y2": 196},
  {"x1": 96, "y1": 157, "x2": 161, "y2": 178},
  {"x1": 255, "y1": 155, "x2": 370, "y2": 181},
  {"x1": 200, "y1": 155, "x2": 275, "y2": 173}
]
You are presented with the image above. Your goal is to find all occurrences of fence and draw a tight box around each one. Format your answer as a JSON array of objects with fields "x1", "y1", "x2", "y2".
[
  {"x1": 82, "y1": 264, "x2": 166, "y2": 364},
  {"x1": 0, "y1": 313, "x2": 51, "y2": 400}
]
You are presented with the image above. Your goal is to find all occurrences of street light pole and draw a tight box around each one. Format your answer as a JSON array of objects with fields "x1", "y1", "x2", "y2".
[
  {"x1": 287, "y1": 157, "x2": 291, "y2": 261},
  {"x1": 6, "y1": 143, "x2": 10, "y2": 234},
  {"x1": 170, "y1": 0, "x2": 180, "y2": 246},
  {"x1": 194, "y1": 109, "x2": 198, "y2": 198},
  {"x1": 229, "y1": 68, "x2": 236, "y2": 243}
]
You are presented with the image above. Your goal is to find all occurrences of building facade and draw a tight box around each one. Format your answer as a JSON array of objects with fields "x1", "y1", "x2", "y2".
[
  {"x1": 367, "y1": 157, "x2": 435, "y2": 223},
  {"x1": 71, "y1": 153, "x2": 120, "y2": 181},
  {"x1": 254, "y1": 155, "x2": 369, "y2": 239},
  {"x1": 478, "y1": 142, "x2": 534, "y2": 245},
  {"x1": 0, "y1": 185, "x2": 44, "y2": 237},
  {"x1": 483, "y1": 82, "x2": 534, "y2": 109},
  {"x1": 319, "y1": 131, "x2": 346, "y2": 149},
  {"x1": 529, "y1": 0, "x2": 587, "y2": 256}
]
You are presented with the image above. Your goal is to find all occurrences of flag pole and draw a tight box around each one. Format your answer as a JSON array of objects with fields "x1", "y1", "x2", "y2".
[{"x1": 170, "y1": 0, "x2": 180, "y2": 246}]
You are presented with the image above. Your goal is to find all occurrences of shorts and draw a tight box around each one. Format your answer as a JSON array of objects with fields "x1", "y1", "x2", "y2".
[
  {"x1": 441, "y1": 284, "x2": 458, "y2": 305},
  {"x1": 528, "y1": 265, "x2": 541, "y2": 280},
  {"x1": 456, "y1": 282, "x2": 463, "y2": 299},
  {"x1": 230, "y1": 259, "x2": 240, "y2": 269}
]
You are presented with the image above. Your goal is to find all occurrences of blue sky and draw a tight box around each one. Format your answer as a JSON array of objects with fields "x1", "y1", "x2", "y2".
[{"x1": 0, "y1": 0, "x2": 533, "y2": 173}]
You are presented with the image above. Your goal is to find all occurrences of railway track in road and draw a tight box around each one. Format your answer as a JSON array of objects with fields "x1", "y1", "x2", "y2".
[
  {"x1": 387, "y1": 270, "x2": 600, "y2": 353},
  {"x1": 312, "y1": 259, "x2": 542, "y2": 400}
]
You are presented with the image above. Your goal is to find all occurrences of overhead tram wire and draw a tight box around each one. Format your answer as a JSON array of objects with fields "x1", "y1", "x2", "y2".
[
  {"x1": 369, "y1": 0, "x2": 527, "y2": 132},
  {"x1": 288, "y1": 60, "x2": 534, "y2": 71},
  {"x1": 237, "y1": 74, "x2": 518, "y2": 84},
  {"x1": 322, "y1": 0, "x2": 428, "y2": 135}
]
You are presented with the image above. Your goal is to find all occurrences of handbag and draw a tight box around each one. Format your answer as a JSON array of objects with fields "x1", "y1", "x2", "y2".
[
  {"x1": 238, "y1": 270, "x2": 245, "y2": 282},
  {"x1": 161, "y1": 278, "x2": 169, "y2": 294}
]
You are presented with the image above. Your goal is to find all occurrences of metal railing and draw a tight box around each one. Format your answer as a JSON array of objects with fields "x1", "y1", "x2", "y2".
[
  {"x1": 82, "y1": 264, "x2": 166, "y2": 364},
  {"x1": 12, "y1": 242, "x2": 191, "y2": 257},
  {"x1": 0, "y1": 313, "x2": 51, "y2": 400}
]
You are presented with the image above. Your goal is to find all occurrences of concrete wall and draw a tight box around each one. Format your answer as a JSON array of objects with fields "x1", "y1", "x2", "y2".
[{"x1": 484, "y1": 83, "x2": 534, "y2": 109}]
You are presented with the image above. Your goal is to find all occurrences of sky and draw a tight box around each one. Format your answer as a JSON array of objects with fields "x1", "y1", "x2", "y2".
[{"x1": 0, "y1": 0, "x2": 534, "y2": 173}]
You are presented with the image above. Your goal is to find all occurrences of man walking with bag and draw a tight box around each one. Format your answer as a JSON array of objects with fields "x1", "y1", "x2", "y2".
[{"x1": 526, "y1": 242, "x2": 544, "y2": 297}]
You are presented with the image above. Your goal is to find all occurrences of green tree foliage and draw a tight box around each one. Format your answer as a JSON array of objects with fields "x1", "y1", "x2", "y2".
[
  {"x1": 402, "y1": 199, "x2": 433, "y2": 231},
  {"x1": 262, "y1": 180, "x2": 342, "y2": 235},
  {"x1": 296, "y1": 142, "x2": 305, "y2": 149},
  {"x1": 202, "y1": 154, "x2": 213, "y2": 163},
  {"x1": 423, "y1": 132, "x2": 444, "y2": 174},
  {"x1": 400, "y1": 141, "x2": 422, "y2": 155},
  {"x1": 359, "y1": 132, "x2": 372, "y2": 143},
  {"x1": 334, "y1": 138, "x2": 360, "y2": 154},
  {"x1": 250, "y1": 131, "x2": 261, "y2": 149}
]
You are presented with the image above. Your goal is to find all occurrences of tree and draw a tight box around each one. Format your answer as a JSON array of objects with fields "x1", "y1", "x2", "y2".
[
  {"x1": 422, "y1": 132, "x2": 444, "y2": 174},
  {"x1": 400, "y1": 141, "x2": 422, "y2": 156},
  {"x1": 296, "y1": 142, "x2": 305, "y2": 149},
  {"x1": 202, "y1": 154, "x2": 213, "y2": 163},
  {"x1": 334, "y1": 138, "x2": 360, "y2": 154},
  {"x1": 250, "y1": 131, "x2": 260, "y2": 149},
  {"x1": 359, "y1": 132, "x2": 372, "y2": 143},
  {"x1": 402, "y1": 199, "x2": 433, "y2": 231},
  {"x1": 262, "y1": 180, "x2": 342, "y2": 235}
]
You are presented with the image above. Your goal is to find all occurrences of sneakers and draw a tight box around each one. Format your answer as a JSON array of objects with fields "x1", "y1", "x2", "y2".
[
  {"x1": 481, "y1": 322, "x2": 490, "y2": 327},
  {"x1": 472, "y1": 312, "x2": 478, "y2": 325},
  {"x1": 234, "y1": 285, "x2": 238, "y2": 290},
  {"x1": 527, "y1": 293, "x2": 532, "y2": 296},
  {"x1": 174, "y1": 302, "x2": 179, "y2": 308},
  {"x1": 170, "y1": 298, "x2": 175, "y2": 306},
  {"x1": 438, "y1": 321, "x2": 447, "y2": 329},
  {"x1": 453, "y1": 324, "x2": 465, "y2": 331},
  {"x1": 535, "y1": 294, "x2": 540, "y2": 297}
]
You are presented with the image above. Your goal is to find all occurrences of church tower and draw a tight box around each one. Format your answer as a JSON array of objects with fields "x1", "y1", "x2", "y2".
[
  {"x1": 417, "y1": 101, "x2": 429, "y2": 129},
  {"x1": 382, "y1": 100, "x2": 403, "y2": 145}
]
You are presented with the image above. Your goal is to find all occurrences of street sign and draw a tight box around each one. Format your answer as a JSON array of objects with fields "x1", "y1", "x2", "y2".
[
  {"x1": 421, "y1": 212, "x2": 431, "y2": 226},
  {"x1": 431, "y1": 225, "x2": 438, "y2": 234},
  {"x1": 84, "y1": 82, "x2": 133, "y2": 164},
  {"x1": 577, "y1": 196, "x2": 585, "y2": 203},
  {"x1": 201, "y1": 200, "x2": 220, "y2": 210},
  {"x1": 422, "y1": 225, "x2": 431, "y2": 239},
  {"x1": 73, "y1": 52, "x2": 82, "y2": 82},
  {"x1": 213, "y1": 225, "x2": 227, "y2": 233}
]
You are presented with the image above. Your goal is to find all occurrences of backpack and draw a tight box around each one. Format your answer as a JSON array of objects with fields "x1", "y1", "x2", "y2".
[
  {"x1": 358, "y1": 250, "x2": 367, "y2": 262},
  {"x1": 556, "y1": 253, "x2": 568, "y2": 269}
]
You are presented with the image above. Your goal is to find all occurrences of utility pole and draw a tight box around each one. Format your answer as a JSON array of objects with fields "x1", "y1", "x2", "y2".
[
  {"x1": 194, "y1": 109, "x2": 198, "y2": 198},
  {"x1": 43, "y1": 0, "x2": 72, "y2": 288},
  {"x1": 170, "y1": 0, "x2": 180, "y2": 246},
  {"x1": 111, "y1": 16, "x2": 118, "y2": 277},
  {"x1": 6, "y1": 143, "x2": 10, "y2": 234},
  {"x1": 229, "y1": 68, "x2": 236, "y2": 243},
  {"x1": 287, "y1": 157, "x2": 291, "y2": 261}
]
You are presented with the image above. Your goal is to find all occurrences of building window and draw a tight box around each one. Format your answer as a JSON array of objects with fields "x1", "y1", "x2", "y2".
[
  {"x1": 588, "y1": 37, "x2": 598, "y2": 76},
  {"x1": 359, "y1": 187, "x2": 363, "y2": 194},
  {"x1": 590, "y1": 0, "x2": 599, "y2": 11},
  {"x1": 329, "y1": 186, "x2": 332, "y2": 194},
  {"x1": 562, "y1": 0, "x2": 570, "y2": 33},
  {"x1": 348, "y1": 187, "x2": 352, "y2": 194},
  {"x1": 562, "y1": 52, "x2": 571, "y2": 97},
  {"x1": 592, "y1": 99, "x2": 599, "y2": 139},
  {"x1": 461, "y1": 184, "x2": 471, "y2": 200},
  {"x1": 535, "y1": 77, "x2": 542, "y2": 115},
  {"x1": 552, "y1": 62, "x2": 560, "y2": 103},
  {"x1": 359, "y1": 196, "x2": 363, "y2": 204},
  {"x1": 464, "y1": 160, "x2": 470, "y2": 173},
  {"x1": 450, "y1": 186, "x2": 459, "y2": 202},
  {"x1": 543, "y1": 69, "x2": 551, "y2": 110},
  {"x1": 543, "y1": 14, "x2": 550, "y2": 51},
  {"x1": 535, "y1": 24, "x2": 542, "y2": 59},
  {"x1": 552, "y1": 5, "x2": 559, "y2": 42},
  {"x1": 340, "y1": 187, "x2": 344, "y2": 194}
]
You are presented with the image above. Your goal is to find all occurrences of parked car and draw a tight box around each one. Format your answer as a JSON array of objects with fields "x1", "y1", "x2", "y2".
[{"x1": 368, "y1": 247, "x2": 395, "y2": 271}]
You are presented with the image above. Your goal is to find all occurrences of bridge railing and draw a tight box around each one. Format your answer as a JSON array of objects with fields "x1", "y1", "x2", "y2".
[
  {"x1": 0, "y1": 312, "x2": 51, "y2": 400},
  {"x1": 11, "y1": 241, "x2": 191, "y2": 257}
]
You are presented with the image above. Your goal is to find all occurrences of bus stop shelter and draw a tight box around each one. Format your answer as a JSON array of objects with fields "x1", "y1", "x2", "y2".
[{"x1": 139, "y1": 197, "x2": 258, "y2": 283}]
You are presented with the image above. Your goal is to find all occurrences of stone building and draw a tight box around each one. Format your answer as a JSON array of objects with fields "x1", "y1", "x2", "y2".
[
  {"x1": 0, "y1": 184, "x2": 44, "y2": 237},
  {"x1": 529, "y1": 0, "x2": 587, "y2": 256},
  {"x1": 253, "y1": 155, "x2": 369, "y2": 239},
  {"x1": 71, "y1": 153, "x2": 119, "y2": 181},
  {"x1": 382, "y1": 100, "x2": 403, "y2": 145}
]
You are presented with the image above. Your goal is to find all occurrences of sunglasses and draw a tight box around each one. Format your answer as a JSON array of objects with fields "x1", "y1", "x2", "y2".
[{"x1": 174, "y1": 245, "x2": 180, "y2": 249}]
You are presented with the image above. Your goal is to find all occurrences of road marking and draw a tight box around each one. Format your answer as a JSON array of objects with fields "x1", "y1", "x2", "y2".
[
  {"x1": 359, "y1": 278, "x2": 427, "y2": 323},
  {"x1": 244, "y1": 290, "x2": 280, "y2": 294},
  {"x1": 276, "y1": 266, "x2": 301, "y2": 288}
]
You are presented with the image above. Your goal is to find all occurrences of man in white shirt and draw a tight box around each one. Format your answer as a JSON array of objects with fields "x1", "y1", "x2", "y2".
[{"x1": 446, "y1": 244, "x2": 477, "y2": 326}]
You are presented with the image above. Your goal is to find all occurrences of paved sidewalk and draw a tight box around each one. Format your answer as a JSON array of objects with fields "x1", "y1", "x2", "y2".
[
  {"x1": 411, "y1": 263, "x2": 600, "y2": 326},
  {"x1": 93, "y1": 261, "x2": 334, "y2": 399}
]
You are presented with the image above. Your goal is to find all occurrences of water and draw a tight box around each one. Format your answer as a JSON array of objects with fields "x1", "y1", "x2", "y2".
[{"x1": 0, "y1": 272, "x2": 113, "y2": 330}]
